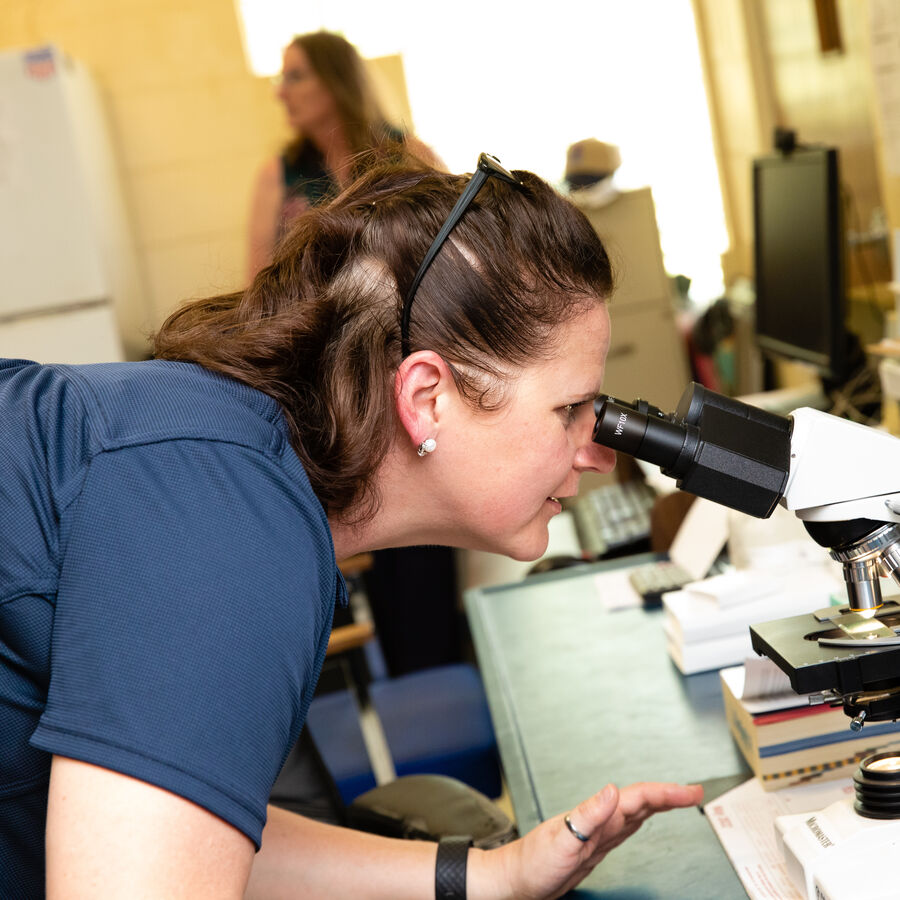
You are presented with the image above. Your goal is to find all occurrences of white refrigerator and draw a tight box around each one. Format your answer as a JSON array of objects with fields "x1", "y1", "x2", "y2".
[{"x1": 0, "y1": 44, "x2": 150, "y2": 363}]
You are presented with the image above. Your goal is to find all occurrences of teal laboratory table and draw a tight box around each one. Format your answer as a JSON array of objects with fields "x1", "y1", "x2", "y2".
[{"x1": 464, "y1": 556, "x2": 751, "y2": 898}]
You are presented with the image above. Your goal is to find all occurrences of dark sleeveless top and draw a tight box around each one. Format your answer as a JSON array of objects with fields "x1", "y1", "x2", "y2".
[{"x1": 278, "y1": 126, "x2": 405, "y2": 234}]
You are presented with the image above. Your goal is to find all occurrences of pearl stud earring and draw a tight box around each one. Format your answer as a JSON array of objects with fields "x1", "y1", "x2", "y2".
[{"x1": 417, "y1": 438, "x2": 437, "y2": 457}]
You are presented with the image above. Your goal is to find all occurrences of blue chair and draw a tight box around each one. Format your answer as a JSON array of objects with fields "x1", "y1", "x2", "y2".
[
  {"x1": 306, "y1": 655, "x2": 502, "y2": 804},
  {"x1": 299, "y1": 553, "x2": 502, "y2": 807}
]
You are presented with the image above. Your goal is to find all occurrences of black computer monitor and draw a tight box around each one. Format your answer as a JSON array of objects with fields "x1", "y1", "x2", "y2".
[{"x1": 752, "y1": 146, "x2": 847, "y2": 382}]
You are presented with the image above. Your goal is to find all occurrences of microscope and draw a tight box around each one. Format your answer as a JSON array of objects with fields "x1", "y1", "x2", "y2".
[{"x1": 593, "y1": 383, "x2": 900, "y2": 900}]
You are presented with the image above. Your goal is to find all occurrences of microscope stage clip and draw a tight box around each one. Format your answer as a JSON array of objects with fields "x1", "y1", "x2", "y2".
[{"x1": 817, "y1": 609, "x2": 900, "y2": 648}]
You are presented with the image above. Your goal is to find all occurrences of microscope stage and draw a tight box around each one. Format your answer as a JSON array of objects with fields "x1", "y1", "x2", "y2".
[{"x1": 749, "y1": 601, "x2": 900, "y2": 696}]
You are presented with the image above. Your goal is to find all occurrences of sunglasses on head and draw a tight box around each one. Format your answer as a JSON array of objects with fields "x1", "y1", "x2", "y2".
[{"x1": 400, "y1": 153, "x2": 522, "y2": 358}]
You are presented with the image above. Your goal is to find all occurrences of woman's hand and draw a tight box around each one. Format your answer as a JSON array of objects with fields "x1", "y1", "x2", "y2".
[{"x1": 469, "y1": 781, "x2": 704, "y2": 900}]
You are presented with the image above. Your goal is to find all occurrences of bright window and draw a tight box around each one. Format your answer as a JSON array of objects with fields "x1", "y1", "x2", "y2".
[{"x1": 235, "y1": 0, "x2": 728, "y2": 305}]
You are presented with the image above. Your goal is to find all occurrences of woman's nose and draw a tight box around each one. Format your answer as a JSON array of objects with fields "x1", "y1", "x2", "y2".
[{"x1": 575, "y1": 440, "x2": 617, "y2": 475}]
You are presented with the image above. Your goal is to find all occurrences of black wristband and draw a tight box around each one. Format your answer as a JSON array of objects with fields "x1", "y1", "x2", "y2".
[{"x1": 435, "y1": 836, "x2": 471, "y2": 900}]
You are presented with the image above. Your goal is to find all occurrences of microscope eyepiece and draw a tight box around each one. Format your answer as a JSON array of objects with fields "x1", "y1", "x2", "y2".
[
  {"x1": 592, "y1": 398, "x2": 693, "y2": 470},
  {"x1": 592, "y1": 383, "x2": 793, "y2": 519},
  {"x1": 593, "y1": 395, "x2": 668, "y2": 421}
]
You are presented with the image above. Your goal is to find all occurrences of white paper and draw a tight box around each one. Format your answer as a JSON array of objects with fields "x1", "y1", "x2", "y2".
[
  {"x1": 592, "y1": 567, "x2": 642, "y2": 611},
  {"x1": 741, "y1": 656, "x2": 796, "y2": 700},
  {"x1": 669, "y1": 497, "x2": 730, "y2": 579},
  {"x1": 664, "y1": 561, "x2": 844, "y2": 646},
  {"x1": 705, "y1": 777, "x2": 854, "y2": 900},
  {"x1": 684, "y1": 570, "x2": 781, "y2": 608},
  {"x1": 720, "y1": 662, "x2": 809, "y2": 715},
  {"x1": 684, "y1": 563, "x2": 842, "y2": 612},
  {"x1": 663, "y1": 588, "x2": 823, "y2": 643},
  {"x1": 664, "y1": 620, "x2": 753, "y2": 674}
]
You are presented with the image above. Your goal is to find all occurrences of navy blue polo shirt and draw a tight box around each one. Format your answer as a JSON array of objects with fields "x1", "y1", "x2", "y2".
[{"x1": 0, "y1": 358, "x2": 345, "y2": 896}]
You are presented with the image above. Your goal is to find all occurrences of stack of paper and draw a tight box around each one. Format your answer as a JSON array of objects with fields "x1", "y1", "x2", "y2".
[{"x1": 663, "y1": 564, "x2": 843, "y2": 674}]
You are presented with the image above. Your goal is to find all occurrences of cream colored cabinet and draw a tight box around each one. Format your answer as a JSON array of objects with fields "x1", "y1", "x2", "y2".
[{"x1": 573, "y1": 186, "x2": 690, "y2": 411}]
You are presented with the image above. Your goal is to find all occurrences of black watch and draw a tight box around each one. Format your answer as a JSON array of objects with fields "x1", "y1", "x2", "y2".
[{"x1": 435, "y1": 836, "x2": 472, "y2": 900}]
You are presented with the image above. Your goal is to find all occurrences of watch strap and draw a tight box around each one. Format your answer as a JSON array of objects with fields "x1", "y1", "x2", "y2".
[{"x1": 435, "y1": 836, "x2": 472, "y2": 900}]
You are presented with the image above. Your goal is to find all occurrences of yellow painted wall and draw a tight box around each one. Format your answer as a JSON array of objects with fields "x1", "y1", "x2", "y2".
[
  {"x1": 20, "y1": 0, "x2": 890, "y2": 359},
  {"x1": 694, "y1": 0, "x2": 888, "y2": 290},
  {"x1": 760, "y1": 0, "x2": 889, "y2": 290},
  {"x1": 2, "y1": 0, "x2": 288, "y2": 349},
  {"x1": 863, "y1": 2, "x2": 900, "y2": 261},
  {"x1": 693, "y1": 0, "x2": 773, "y2": 281}
]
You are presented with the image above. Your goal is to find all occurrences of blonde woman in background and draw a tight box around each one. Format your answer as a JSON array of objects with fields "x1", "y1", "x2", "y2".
[{"x1": 247, "y1": 30, "x2": 441, "y2": 280}]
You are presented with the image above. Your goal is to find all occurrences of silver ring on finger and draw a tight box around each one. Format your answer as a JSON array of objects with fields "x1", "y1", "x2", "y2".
[{"x1": 564, "y1": 814, "x2": 590, "y2": 842}]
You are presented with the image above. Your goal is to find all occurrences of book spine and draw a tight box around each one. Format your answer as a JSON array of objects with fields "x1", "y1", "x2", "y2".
[
  {"x1": 752, "y1": 703, "x2": 835, "y2": 726},
  {"x1": 755, "y1": 706, "x2": 869, "y2": 745},
  {"x1": 720, "y1": 674, "x2": 759, "y2": 758},
  {"x1": 754, "y1": 733, "x2": 900, "y2": 777},
  {"x1": 758, "y1": 719, "x2": 900, "y2": 758}
]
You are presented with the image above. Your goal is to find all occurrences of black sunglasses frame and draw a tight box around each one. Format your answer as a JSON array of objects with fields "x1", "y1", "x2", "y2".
[{"x1": 400, "y1": 152, "x2": 522, "y2": 358}]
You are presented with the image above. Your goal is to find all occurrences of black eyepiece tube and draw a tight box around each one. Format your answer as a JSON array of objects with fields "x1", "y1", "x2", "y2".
[
  {"x1": 592, "y1": 399, "x2": 692, "y2": 470},
  {"x1": 593, "y1": 396, "x2": 668, "y2": 421},
  {"x1": 592, "y1": 384, "x2": 792, "y2": 519}
]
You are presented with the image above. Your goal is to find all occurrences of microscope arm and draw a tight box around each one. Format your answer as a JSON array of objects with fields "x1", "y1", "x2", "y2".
[
  {"x1": 784, "y1": 407, "x2": 900, "y2": 523},
  {"x1": 780, "y1": 408, "x2": 900, "y2": 613}
]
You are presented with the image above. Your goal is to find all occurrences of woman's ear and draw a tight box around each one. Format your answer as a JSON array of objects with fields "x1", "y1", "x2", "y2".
[{"x1": 394, "y1": 350, "x2": 455, "y2": 450}]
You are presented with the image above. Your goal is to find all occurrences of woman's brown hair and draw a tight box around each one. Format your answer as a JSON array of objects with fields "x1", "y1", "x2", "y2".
[{"x1": 154, "y1": 160, "x2": 613, "y2": 521}]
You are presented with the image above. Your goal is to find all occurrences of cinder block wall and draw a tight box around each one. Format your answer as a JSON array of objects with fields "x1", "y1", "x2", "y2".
[{"x1": 2, "y1": 0, "x2": 289, "y2": 349}]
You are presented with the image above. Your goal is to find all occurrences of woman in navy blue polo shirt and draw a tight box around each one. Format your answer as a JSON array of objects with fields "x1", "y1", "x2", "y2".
[{"x1": 1, "y1": 155, "x2": 701, "y2": 899}]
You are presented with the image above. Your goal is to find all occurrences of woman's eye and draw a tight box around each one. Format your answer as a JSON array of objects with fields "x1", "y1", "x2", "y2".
[
  {"x1": 562, "y1": 403, "x2": 580, "y2": 425},
  {"x1": 561, "y1": 397, "x2": 599, "y2": 426}
]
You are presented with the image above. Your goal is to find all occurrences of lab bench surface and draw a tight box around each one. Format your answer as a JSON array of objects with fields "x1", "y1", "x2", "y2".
[{"x1": 465, "y1": 556, "x2": 750, "y2": 898}]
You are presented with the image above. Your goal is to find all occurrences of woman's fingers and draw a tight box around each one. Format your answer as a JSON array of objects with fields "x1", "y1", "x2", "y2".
[
  {"x1": 563, "y1": 783, "x2": 619, "y2": 844},
  {"x1": 568, "y1": 781, "x2": 702, "y2": 841},
  {"x1": 565, "y1": 781, "x2": 703, "y2": 857},
  {"x1": 617, "y1": 781, "x2": 704, "y2": 818}
]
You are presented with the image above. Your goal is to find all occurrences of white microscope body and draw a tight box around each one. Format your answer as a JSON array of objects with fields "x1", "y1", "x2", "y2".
[
  {"x1": 784, "y1": 406, "x2": 900, "y2": 527},
  {"x1": 774, "y1": 796, "x2": 899, "y2": 899}
]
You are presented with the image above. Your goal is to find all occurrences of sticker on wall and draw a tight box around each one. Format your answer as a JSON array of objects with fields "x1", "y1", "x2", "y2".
[{"x1": 24, "y1": 46, "x2": 56, "y2": 80}]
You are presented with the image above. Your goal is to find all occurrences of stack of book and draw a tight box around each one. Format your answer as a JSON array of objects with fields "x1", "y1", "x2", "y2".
[
  {"x1": 662, "y1": 564, "x2": 843, "y2": 675},
  {"x1": 720, "y1": 660, "x2": 900, "y2": 790}
]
